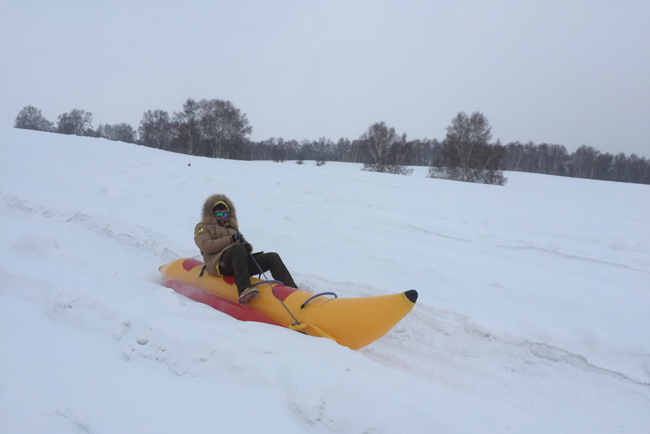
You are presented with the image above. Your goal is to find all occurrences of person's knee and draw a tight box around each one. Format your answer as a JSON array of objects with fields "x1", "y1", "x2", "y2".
[
  {"x1": 231, "y1": 243, "x2": 248, "y2": 260},
  {"x1": 266, "y1": 252, "x2": 281, "y2": 265}
]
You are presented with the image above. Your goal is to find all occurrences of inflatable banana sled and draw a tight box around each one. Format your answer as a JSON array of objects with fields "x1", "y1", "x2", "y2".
[{"x1": 160, "y1": 258, "x2": 418, "y2": 350}]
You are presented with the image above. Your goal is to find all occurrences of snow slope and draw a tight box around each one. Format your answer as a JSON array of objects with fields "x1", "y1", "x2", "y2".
[{"x1": 1, "y1": 128, "x2": 648, "y2": 433}]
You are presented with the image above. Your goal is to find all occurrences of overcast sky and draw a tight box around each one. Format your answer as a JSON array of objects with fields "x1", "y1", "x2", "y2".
[{"x1": 1, "y1": 0, "x2": 649, "y2": 156}]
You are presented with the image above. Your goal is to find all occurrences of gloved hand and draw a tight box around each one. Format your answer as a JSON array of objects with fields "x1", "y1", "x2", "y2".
[{"x1": 231, "y1": 232, "x2": 244, "y2": 243}]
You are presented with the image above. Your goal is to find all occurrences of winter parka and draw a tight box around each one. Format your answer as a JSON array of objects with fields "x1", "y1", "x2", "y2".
[{"x1": 194, "y1": 194, "x2": 253, "y2": 276}]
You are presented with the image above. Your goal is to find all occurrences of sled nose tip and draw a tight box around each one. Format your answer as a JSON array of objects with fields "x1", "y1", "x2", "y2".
[{"x1": 405, "y1": 289, "x2": 418, "y2": 304}]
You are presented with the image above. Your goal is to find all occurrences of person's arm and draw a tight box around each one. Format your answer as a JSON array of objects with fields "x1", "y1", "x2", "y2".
[
  {"x1": 194, "y1": 223, "x2": 233, "y2": 254},
  {"x1": 235, "y1": 231, "x2": 254, "y2": 253}
]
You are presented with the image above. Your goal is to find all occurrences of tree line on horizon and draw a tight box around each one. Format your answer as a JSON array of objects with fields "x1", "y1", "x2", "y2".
[{"x1": 13, "y1": 102, "x2": 650, "y2": 186}]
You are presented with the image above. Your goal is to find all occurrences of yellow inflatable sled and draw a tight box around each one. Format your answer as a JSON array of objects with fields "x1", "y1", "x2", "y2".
[{"x1": 160, "y1": 258, "x2": 418, "y2": 350}]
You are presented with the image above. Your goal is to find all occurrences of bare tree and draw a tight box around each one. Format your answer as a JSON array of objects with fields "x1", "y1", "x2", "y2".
[
  {"x1": 57, "y1": 109, "x2": 93, "y2": 136},
  {"x1": 409, "y1": 138, "x2": 441, "y2": 166},
  {"x1": 14, "y1": 105, "x2": 55, "y2": 131},
  {"x1": 270, "y1": 138, "x2": 287, "y2": 162},
  {"x1": 546, "y1": 144, "x2": 570, "y2": 176},
  {"x1": 139, "y1": 110, "x2": 174, "y2": 150},
  {"x1": 569, "y1": 145, "x2": 600, "y2": 179},
  {"x1": 360, "y1": 122, "x2": 412, "y2": 174},
  {"x1": 172, "y1": 98, "x2": 251, "y2": 158},
  {"x1": 429, "y1": 112, "x2": 506, "y2": 185},
  {"x1": 628, "y1": 154, "x2": 650, "y2": 184},
  {"x1": 333, "y1": 138, "x2": 352, "y2": 162},
  {"x1": 502, "y1": 142, "x2": 527, "y2": 172},
  {"x1": 593, "y1": 152, "x2": 614, "y2": 180},
  {"x1": 96, "y1": 123, "x2": 137, "y2": 143},
  {"x1": 172, "y1": 99, "x2": 202, "y2": 155},
  {"x1": 314, "y1": 137, "x2": 332, "y2": 166},
  {"x1": 199, "y1": 99, "x2": 252, "y2": 159}
]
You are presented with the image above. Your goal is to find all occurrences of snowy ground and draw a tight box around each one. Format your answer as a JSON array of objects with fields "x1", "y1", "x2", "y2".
[{"x1": 1, "y1": 128, "x2": 648, "y2": 433}]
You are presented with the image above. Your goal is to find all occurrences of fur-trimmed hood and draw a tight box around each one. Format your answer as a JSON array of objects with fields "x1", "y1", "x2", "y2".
[{"x1": 201, "y1": 194, "x2": 239, "y2": 229}]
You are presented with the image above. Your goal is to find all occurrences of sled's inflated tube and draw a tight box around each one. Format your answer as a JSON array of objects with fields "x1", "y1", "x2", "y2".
[{"x1": 160, "y1": 258, "x2": 417, "y2": 350}]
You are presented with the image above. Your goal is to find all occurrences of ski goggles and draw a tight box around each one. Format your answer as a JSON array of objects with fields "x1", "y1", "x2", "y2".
[{"x1": 214, "y1": 212, "x2": 229, "y2": 218}]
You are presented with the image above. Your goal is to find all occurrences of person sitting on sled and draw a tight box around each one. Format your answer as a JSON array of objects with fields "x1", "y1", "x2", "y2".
[{"x1": 193, "y1": 194, "x2": 298, "y2": 304}]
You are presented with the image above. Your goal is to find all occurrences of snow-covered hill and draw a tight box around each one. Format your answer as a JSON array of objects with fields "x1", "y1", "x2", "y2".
[{"x1": 1, "y1": 128, "x2": 648, "y2": 433}]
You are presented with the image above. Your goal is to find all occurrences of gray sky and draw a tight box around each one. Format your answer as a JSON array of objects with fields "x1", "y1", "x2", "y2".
[{"x1": 1, "y1": 0, "x2": 649, "y2": 156}]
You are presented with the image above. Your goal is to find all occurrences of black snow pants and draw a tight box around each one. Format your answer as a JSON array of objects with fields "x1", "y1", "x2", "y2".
[{"x1": 218, "y1": 244, "x2": 297, "y2": 294}]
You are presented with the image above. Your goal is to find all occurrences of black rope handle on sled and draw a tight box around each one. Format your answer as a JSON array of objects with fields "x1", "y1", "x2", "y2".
[
  {"x1": 251, "y1": 280, "x2": 284, "y2": 288},
  {"x1": 300, "y1": 292, "x2": 338, "y2": 309},
  {"x1": 248, "y1": 253, "x2": 301, "y2": 327}
]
